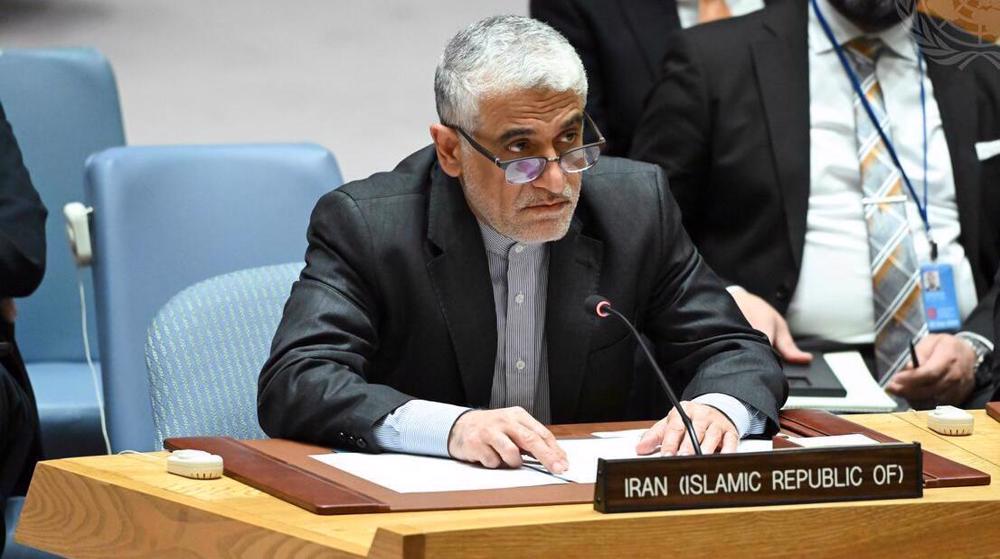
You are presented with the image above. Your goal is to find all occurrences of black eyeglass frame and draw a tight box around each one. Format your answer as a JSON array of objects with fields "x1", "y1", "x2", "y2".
[{"x1": 445, "y1": 112, "x2": 606, "y2": 184}]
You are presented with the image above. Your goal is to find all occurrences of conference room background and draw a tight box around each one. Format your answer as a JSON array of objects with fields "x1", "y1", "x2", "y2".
[{"x1": 1, "y1": 0, "x2": 524, "y2": 181}]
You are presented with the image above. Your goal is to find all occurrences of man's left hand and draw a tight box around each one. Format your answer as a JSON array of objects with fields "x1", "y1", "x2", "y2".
[
  {"x1": 635, "y1": 401, "x2": 739, "y2": 456},
  {"x1": 886, "y1": 334, "x2": 976, "y2": 406}
]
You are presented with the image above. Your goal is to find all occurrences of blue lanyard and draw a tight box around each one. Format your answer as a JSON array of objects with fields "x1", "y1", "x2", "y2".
[{"x1": 810, "y1": 0, "x2": 937, "y2": 260}]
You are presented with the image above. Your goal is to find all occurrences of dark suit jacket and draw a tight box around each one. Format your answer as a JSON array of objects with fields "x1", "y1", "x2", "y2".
[
  {"x1": 530, "y1": 0, "x2": 682, "y2": 157},
  {"x1": 0, "y1": 100, "x2": 46, "y2": 497},
  {"x1": 630, "y1": 0, "x2": 1000, "y2": 347},
  {"x1": 258, "y1": 147, "x2": 787, "y2": 451}
]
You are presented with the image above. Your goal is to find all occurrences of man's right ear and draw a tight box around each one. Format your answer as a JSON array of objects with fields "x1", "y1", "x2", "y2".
[{"x1": 430, "y1": 124, "x2": 462, "y2": 178}]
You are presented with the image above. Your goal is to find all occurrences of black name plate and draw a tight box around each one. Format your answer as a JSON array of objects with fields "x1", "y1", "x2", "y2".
[{"x1": 594, "y1": 443, "x2": 922, "y2": 513}]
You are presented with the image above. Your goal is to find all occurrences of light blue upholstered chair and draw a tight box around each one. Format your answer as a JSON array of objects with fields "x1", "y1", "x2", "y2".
[
  {"x1": 145, "y1": 263, "x2": 302, "y2": 447},
  {"x1": 0, "y1": 48, "x2": 123, "y2": 461},
  {"x1": 85, "y1": 143, "x2": 341, "y2": 452}
]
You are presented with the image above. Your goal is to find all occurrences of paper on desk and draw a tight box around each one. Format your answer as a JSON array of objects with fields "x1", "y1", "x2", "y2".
[
  {"x1": 310, "y1": 452, "x2": 567, "y2": 493},
  {"x1": 785, "y1": 434, "x2": 881, "y2": 448},
  {"x1": 538, "y1": 433, "x2": 775, "y2": 484},
  {"x1": 783, "y1": 351, "x2": 898, "y2": 413}
]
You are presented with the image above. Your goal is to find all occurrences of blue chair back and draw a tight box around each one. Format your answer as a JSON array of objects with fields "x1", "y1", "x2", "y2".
[
  {"x1": 85, "y1": 144, "x2": 341, "y2": 451},
  {"x1": 145, "y1": 263, "x2": 302, "y2": 447},
  {"x1": 0, "y1": 48, "x2": 124, "y2": 363}
]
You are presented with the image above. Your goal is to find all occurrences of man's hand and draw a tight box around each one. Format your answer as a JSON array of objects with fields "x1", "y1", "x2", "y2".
[
  {"x1": 636, "y1": 401, "x2": 740, "y2": 456},
  {"x1": 447, "y1": 407, "x2": 568, "y2": 473},
  {"x1": 0, "y1": 298, "x2": 15, "y2": 324},
  {"x1": 886, "y1": 334, "x2": 976, "y2": 406},
  {"x1": 730, "y1": 289, "x2": 812, "y2": 364}
]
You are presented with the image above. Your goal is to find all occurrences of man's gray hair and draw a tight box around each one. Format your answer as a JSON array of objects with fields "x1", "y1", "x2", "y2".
[{"x1": 434, "y1": 15, "x2": 587, "y2": 132}]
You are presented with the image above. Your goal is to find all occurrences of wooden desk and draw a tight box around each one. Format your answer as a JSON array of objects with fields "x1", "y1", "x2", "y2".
[{"x1": 16, "y1": 412, "x2": 1000, "y2": 558}]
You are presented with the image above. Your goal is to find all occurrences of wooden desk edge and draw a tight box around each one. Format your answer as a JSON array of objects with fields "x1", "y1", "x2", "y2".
[{"x1": 15, "y1": 458, "x2": 367, "y2": 558}]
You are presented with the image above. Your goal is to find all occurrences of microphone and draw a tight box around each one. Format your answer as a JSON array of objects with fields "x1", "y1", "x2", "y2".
[{"x1": 584, "y1": 295, "x2": 703, "y2": 456}]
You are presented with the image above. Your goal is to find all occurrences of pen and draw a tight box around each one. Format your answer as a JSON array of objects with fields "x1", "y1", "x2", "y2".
[{"x1": 909, "y1": 340, "x2": 920, "y2": 368}]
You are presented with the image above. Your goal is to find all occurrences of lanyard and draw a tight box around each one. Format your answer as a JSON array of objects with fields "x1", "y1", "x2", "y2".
[{"x1": 810, "y1": 0, "x2": 937, "y2": 260}]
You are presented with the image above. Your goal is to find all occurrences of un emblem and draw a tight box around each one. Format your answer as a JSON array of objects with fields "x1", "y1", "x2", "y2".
[{"x1": 902, "y1": 0, "x2": 1000, "y2": 68}]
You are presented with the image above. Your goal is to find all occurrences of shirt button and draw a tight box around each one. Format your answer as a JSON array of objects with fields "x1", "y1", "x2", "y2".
[
  {"x1": 515, "y1": 360, "x2": 526, "y2": 370},
  {"x1": 514, "y1": 244, "x2": 525, "y2": 253},
  {"x1": 515, "y1": 292, "x2": 525, "y2": 304}
]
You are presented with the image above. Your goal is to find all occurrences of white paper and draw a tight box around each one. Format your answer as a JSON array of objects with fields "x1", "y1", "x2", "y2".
[
  {"x1": 785, "y1": 434, "x2": 881, "y2": 448},
  {"x1": 782, "y1": 351, "x2": 899, "y2": 413},
  {"x1": 534, "y1": 433, "x2": 776, "y2": 484},
  {"x1": 310, "y1": 452, "x2": 566, "y2": 493}
]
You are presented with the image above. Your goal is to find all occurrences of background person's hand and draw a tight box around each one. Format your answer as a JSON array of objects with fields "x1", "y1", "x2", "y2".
[
  {"x1": 886, "y1": 334, "x2": 976, "y2": 406},
  {"x1": 635, "y1": 401, "x2": 740, "y2": 456},
  {"x1": 730, "y1": 288, "x2": 812, "y2": 365},
  {"x1": 447, "y1": 406, "x2": 567, "y2": 473},
  {"x1": 0, "y1": 298, "x2": 15, "y2": 323}
]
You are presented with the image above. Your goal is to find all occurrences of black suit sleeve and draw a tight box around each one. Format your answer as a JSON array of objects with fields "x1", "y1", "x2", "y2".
[
  {"x1": 531, "y1": 0, "x2": 615, "y2": 153},
  {"x1": 644, "y1": 165, "x2": 787, "y2": 433},
  {"x1": 629, "y1": 31, "x2": 711, "y2": 242},
  {"x1": 257, "y1": 190, "x2": 412, "y2": 451},
  {"x1": 0, "y1": 102, "x2": 46, "y2": 299}
]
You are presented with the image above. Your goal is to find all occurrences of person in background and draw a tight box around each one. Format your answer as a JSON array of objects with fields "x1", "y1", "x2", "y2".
[
  {"x1": 0, "y1": 100, "x2": 47, "y2": 552},
  {"x1": 631, "y1": 0, "x2": 1000, "y2": 408},
  {"x1": 530, "y1": 0, "x2": 765, "y2": 156},
  {"x1": 258, "y1": 16, "x2": 786, "y2": 474}
]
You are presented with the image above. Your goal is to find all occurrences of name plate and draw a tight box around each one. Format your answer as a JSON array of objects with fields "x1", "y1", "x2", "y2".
[{"x1": 594, "y1": 443, "x2": 922, "y2": 513}]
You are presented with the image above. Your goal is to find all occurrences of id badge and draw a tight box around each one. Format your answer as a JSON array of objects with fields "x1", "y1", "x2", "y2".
[{"x1": 920, "y1": 262, "x2": 961, "y2": 332}]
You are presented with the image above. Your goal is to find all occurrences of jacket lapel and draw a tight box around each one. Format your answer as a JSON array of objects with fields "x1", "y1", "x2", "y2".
[
  {"x1": 545, "y1": 213, "x2": 603, "y2": 423},
  {"x1": 618, "y1": 0, "x2": 682, "y2": 79},
  {"x1": 751, "y1": 0, "x2": 811, "y2": 268},
  {"x1": 425, "y1": 166, "x2": 498, "y2": 408},
  {"x1": 924, "y1": 54, "x2": 982, "y2": 288}
]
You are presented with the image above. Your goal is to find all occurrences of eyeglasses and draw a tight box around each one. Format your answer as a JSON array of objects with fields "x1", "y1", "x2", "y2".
[{"x1": 448, "y1": 112, "x2": 606, "y2": 185}]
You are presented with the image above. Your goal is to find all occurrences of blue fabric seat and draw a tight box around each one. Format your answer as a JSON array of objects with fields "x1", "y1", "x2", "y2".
[
  {"x1": 146, "y1": 263, "x2": 303, "y2": 446},
  {"x1": 85, "y1": 144, "x2": 341, "y2": 452},
  {"x1": 0, "y1": 48, "x2": 123, "y2": 460}
]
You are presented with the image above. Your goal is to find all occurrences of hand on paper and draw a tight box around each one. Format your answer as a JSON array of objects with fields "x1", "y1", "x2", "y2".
[
  {"x1": 886, "y1": 334, "x2": 976, "y2": 406},
  {"x1": 447, "y1": 407, "x2": 568, "y2": 473},
  {"x1": 635, "y1": 401, "x2": 738, "y2": 456},
  {"x1": 730, "y1": 288, "x2": 811, "y2": 365}
]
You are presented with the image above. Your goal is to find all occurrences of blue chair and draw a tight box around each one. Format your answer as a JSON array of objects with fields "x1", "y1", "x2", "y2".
[
  {"x1": 145, "y1": 263, "x2": 303, "y2": 447},
  {"x1": 0, "y1": 48, "x2": 124, "y2": 461},
  {"x1": 84, "y1": 144, "x2": 341, "y2": 452}
]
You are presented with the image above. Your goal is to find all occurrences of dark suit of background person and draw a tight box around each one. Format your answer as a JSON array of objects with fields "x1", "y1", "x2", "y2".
[
  {"x1": 257, "y1": 146, "x2": 787, "y2": 451},
  {"x1": 630, "y1": 0, "x2": 1000, "y2": 405},
  {"x1": 0, "y1": 101, "x2": 46, "y2": 552},
  {"x1": 530, "y1": 0, "x2": 764, "y2": 157}
]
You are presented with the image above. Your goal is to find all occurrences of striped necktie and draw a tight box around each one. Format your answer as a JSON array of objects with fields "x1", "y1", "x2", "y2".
[{"x1": 845, "y1": 37, "x2": 928, "y2": 384}]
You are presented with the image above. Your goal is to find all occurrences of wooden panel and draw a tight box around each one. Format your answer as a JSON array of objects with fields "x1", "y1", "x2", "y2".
[{"x1": 16, "y1": 457, "x2": 365, "y2": 558}]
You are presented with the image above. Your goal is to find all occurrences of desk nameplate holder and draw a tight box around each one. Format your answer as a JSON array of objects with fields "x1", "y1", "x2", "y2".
[{"x1": 594, "y1": 443, "x2": 922, "y2": 513}]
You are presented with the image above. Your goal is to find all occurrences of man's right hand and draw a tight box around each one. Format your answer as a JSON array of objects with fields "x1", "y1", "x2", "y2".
[
  {"x1": 730, "y1": 289, "x2": 812, "y2": 365},
  {"x1": 447, "y1": 407, "x2": 568, "y2": 474}
]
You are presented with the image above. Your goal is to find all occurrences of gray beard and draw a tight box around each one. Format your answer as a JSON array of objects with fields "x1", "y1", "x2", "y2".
[{"x1": 827, "y1": 0, "x2": 913, "y2": 32}]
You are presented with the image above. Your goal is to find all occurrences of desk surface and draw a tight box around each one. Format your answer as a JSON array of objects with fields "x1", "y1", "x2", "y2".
[{"x1": 16, "y1": 411, "x2": 1000, "y2": 558}]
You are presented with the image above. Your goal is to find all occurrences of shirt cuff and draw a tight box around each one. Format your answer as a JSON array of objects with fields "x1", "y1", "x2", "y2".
[
  {"x1": 371, "y1": 399, "x2": 470, "y2": 457},
  {"x1": 955, "y1": 331, "x2": 994, "y2": 354},
  {"x1": 692, "y1": 393, "x2": 767, "y2": 438}
]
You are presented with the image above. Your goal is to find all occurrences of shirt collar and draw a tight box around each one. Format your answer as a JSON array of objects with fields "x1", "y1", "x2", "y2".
[
  {"x1": 808, "y1": 0, "x2": 917, "y2": 61},
  {"x1": 477, "y1": 220, "x2": 543, "y2": 257}
]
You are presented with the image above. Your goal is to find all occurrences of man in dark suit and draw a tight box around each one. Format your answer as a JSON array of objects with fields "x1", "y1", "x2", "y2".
[
  {"x1": 631, "y1": 0, "x2": 1000, "y2": 407},
  {"x1": 0, "y1": 101, "x2": 46, "y2": 552},
  {"x1": 259, "y1": 15, "x2": 785, "y2": 472},
  {"x1": 530, "y1": 0, "x2": 764, "y2": 157}
]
